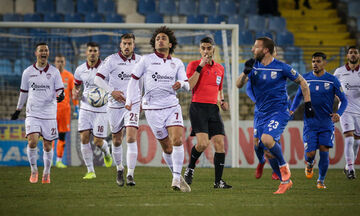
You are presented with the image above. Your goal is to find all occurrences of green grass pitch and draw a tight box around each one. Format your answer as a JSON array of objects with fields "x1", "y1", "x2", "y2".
[{"x1": 0, "y1": 167, "x2": 359, "y2": 216}]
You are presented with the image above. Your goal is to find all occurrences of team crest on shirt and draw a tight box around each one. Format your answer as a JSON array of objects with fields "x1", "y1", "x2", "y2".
[
  {"x1": 216, "y1": 76, "x2": 221, "y2": 85},
  {"x1": 170, "y1": 62, "x2": 176, "y2": 69},
  {"x1": 316, "y1": 85, "x2": 319, "y2": 91},
  {"x1": 324, "y1": 83, "x2": 330, "y2": 90},
  {"x1": 291, "y1": 68, "x2": 297, "y2": 76},
  {"x1": 46, "y1": 73, "x2": 51, "y2": 79},
  {"x1": 271, "y1": 71, "x2": 277, "y2": 79},
  {"x1": 254, "y1": 71, "x2": 258, "y2": 75},
  {"x1": 263, "y1": 74, "x2": 266, "y2": 80}
]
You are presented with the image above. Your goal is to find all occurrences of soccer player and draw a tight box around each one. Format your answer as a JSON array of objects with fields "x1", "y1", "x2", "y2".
[
  {"x1": 94, "y1": 33, "x2": 141, "y2": 186},
  {"x1": 334, "y1": 46, "x2": 360, "y2": 179},
  {"x1": 236, "y1": 37, "x2": 314, "y2": 194},
  {"x1": 53, "y1": 54, "x2": 78, "y2": 168},
  {"x1": 183, "y1": 37, "x2": 232, "y2": 189},
  {"x1": 11, "y1": 42, "x2": 65, "y2": 184},
  {"x1": 290, "y1": 52, "x2": 347, "y2": 189},
  {"x1": 125, "y1": 26, "x2": 191, "y2": 192},
  {"x1": 73, "y1": 42, "x2": 112, "y2": 180},
  {"x1": 246, "y1": 82, "x2": 280, "y2": 180}
]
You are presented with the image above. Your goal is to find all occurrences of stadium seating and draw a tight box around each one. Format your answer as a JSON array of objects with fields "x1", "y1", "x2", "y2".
[
  {"x1": 239, "y1": 30, "x2": 254, "y2": 45},
  {"x1": 179, "y1": 0, "x2": 197, "y2": 16},
  {"x1": 276, "y1": 31, "x2": 294, "y2": 46},
  {"x1": 207, "y1": 15, "x2": 226, "y2": 24},
  {"x1": 247, "y1": 15, "x2": 266, "y2": 32},
  {"x1": 105, "y1": 13, "x2": 124, "y2": 23},
  {"x1": 145, "y1": 12, "x2": 163, "y2": 23},
  {"x1": 219, "y1": 0, "x2": 237, "y2": 17},
  {"x1": 198, "y1": 0, "x2": 217, "y2": 16},
  {"x1": 77, "y1": 0, "x2": 96, "y2": 15},
  {"x1": 36, "y1": 0, "x2": 55, "y2": 14},
  {"x1": 159, "y1": 0, "x2": 177, "y2": 16},
  {"x1": 268, "y1": 16, "x2": 286, "y2": 33},
  {"x1": 227, "y1": 15, "x2": 246, "y2": 30},
  {"x1": 138, "y1": 0, "x2": 156, "y2": 15},
  {"x1": 84, "y1": 13, "x2": 104, "y2": 22},
  {"x1": 14, "y1": 58, "x2": 31, "y2": 75},
  {"x1": 56, "y1": 0, "x2": 75, "y2": 14},
  {"x1": 284, "y1": 46, "x2": 303, "y2": 63},
  {"x1": 238, "y1": 0, "x2": 257, "y2": 16},
  {"x1": 44, "y1": 13, "x2": 64, "y2": 22},
  {"x1": 91, "y1": 30, "x2": 111, "y2": 44},
  {"x1": 64, "y1": 13, "x2": 83, "y2": 22},
  {"x1": 97, "y1": 0, "x2": 116, "y2": 14},
  {"x1": 186, "y1": 15, "x2": 205, "y2": 24},
  {"x1": 255, "y1": 31, "x2": 273, "y2": 39},
  {"x1": 347, "y1": 1, "x2": 360, "y2": 18},
  {"x1": 3, "y1": 13, "x2": 23, "y2": 21},
  {"x1": 0, "y1": 59, "x2": 13, "y2": 75},
  {"x1": 23, "y1": 13, "x2": 43, "y2": 22}
]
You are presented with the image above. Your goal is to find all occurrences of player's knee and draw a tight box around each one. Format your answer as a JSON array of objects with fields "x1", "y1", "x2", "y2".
[
  {"x1": 261, "y1": 134, "x2": 274, "y2": 147},
  {"x1": 163, "y1": 145, "x2": 173, "y2": 154},
  {"x1": 126, "y1": 136, "x2": 136, "y2": 143},
  {"x1": 264, "y1": 151, "x2": 274, "y2": 159},
  {"x1": 93, "y1": 138, "x2": 103, "y2": 147},
  {"x1": 171, "y1": 136, "x2": 182, "y2": 146},
  {"x1": 28, "y1": 139, "x2": 37, "y2": 148},
  {"x1": 196, "y1": 140, "x2": 209, "y2": 152},
  {"x1": 43, "y1": 140, "x2": 52, "y2": 152},
  {"x1": 306, "y1": 151, "x2": 316, "y2": 158}
]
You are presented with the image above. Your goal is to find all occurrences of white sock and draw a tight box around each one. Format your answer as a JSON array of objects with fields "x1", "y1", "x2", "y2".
[
  {"x1": 56, "y1": 157, "x2": 62, "y2": 163},
  {"x1": 345, "y1": 136, "x2": 355, "y2": 171},
  {"x1": 126, "y1": 142, "x2": 137, "y2": 177},
  {"x1": 43, "y1": 149, "x2": 53, "y2": 175},
  {"x1": 354, "y1": 139, "x2": 360, "y2": 161},
  {"x1": 112, "y1": 144, "x2": 124, "y2": 171},
  {"x1": 172, "y1": 145, "x2": 184, "y2": 181},
  {"x1": 27, "y1": 146, "x2": 38, "y2": 173},
  {"x1": 162, "y1": 152, "x2": 173, "y2": 172},
  {"x1": 100, "y1": 140, "x2": 110, "y2": 156},
  {"x1": 81, "y1": 143, "x2": 94, "y2": 173}
]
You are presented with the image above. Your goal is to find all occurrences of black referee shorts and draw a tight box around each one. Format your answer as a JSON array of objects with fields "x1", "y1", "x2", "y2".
[{"x1": 189, "y1": 102, "x2": 225, "y2": 139}]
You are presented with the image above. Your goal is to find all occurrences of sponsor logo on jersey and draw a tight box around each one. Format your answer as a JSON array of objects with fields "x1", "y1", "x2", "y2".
[
  {"x1": 291, "y1": 68, "x2": 297, "y2": 76},
  {"x1": 324, "y1": 83, "x2": 330, "y2": 90},
  {"x1": 271, "y1": 71, "x2": 277, "y2": 79},
  {"x1": 118, "y1": 71, "x2": 131, "y2": 80},
  {"x1": 151, "y1": 62, "x2": 161, "y2": 65},
  {"x1": 151, "y1": 72, "x2": 174, "y2": 82},
  {"x1": 31, "y1": 83, "x2": 50, "y2": 91},
  {"x1": 30, "y1": 75, "x2": 38, "y2": 78},
  {"x1": 118, "y1": 63, "x2": 127, "y2": 65}
]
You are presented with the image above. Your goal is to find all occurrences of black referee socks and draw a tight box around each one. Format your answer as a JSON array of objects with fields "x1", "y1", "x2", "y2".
[
  {"x1": 188, "y1": 146, "x2": 202, "y2": 169},
  {"x1": 214, "y1": 152, "x2": 225, "y2": 183}
]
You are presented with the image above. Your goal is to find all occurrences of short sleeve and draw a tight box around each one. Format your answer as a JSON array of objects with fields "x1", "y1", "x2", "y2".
[
  {"x1": 176, "y1": 60, "x2": 188, "y2": 81},
  {"x1": 97, "y1": 56, "x2": 112, "y2": 79},
  {"x1": 74, "y1": 66, "x2": 82, "y2": 85},
  {"x1": 186, "y1": 61, "x2": 197, "y2": 79},
  {"x1": 132, "y1": 56, "x2": 146, "y2": 78},
  {"x1": 282, "y1": 63, "x2": 299, "y2": 81},
  {"x1": 219, "y1": 65, "x2": 224, "y2": 91}
]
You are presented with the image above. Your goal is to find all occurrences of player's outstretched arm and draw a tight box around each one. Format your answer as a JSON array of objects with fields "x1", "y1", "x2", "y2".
[
  {"x1": 289, "y1": 87, "x2": 303, "y2": 115},
  {"x1": 294, "y1": 75, "x2": 315, "y2": 118},
  {"x1": 236, "y1": 59, "x2": 254, "y2": 88}
]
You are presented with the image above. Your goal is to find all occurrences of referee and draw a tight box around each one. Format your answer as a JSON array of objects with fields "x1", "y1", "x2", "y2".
[{"x1": 184, "y1": 37, "x2": 232, "y2": 189}]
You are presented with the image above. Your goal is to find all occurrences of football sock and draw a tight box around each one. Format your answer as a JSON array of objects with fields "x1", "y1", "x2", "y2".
[
  {"x1": 43, "y1": 149, "x2": 53, "y2": 174},
  {"x1": 27, "y1": 146, "x2": 38, "y2": 173},
  {"x1": 56, "y1": 157, "x2": 62, "y2": 163},
  {"x1": 345, "y1": 136, "x2": 354, "y2": 171},
  {"x1": 126, "y1": 142, "x2": 137, "y2": 176},
  {"x1": 172, "y1": 145, "x2": 184, "y2": 181},
  {"x1": 268, "y1": 142, "x2": 286, "y2": 166},
  {"x1": 112, "y1": 144, "x2": 124, "y2": 171},
  {"x1": 269, "y1": 158, "x2": 282, "y2": 181},
  {"x1": 254, "y1": 143, "x2": 266, "y2": 164},
  {"x1": 188, "y1": 145, "x2": 202, "y2": 169},
  {"x1": 214, "y1": 152, "x2": 225, "y2": 183},
  {"x1": 305, "y1": 153, "x2": 315, "y2": 166},
  {"x1": 162, "y1": 152, "x2": 173, "y2": 172},
  {"x1": 354, "y1": 139, "x2": 360, "y2": 161},
  {"x1": 81, "y1": 143, "x2": 94, "y2": 173},
  {"x1": 100, "y1": 140, "x2": 110, "y2": 156},
  {"x1": 56, "y1": 139, "x2": 66, "y2": 159},
  {"x1": 318, "y1": 151, "x2": 329, "y2": 182}
]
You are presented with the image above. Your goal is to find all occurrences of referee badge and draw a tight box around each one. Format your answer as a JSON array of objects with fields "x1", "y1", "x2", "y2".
[{"x1": 216, "y1": 76, "x2": 221, "y2": 85}]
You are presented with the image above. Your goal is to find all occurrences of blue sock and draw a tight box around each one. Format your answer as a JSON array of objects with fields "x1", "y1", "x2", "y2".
[
  {"x1": 318, "y1": 151, "x2": 329, "y2": 182},
  {"x1": 268, "y1": 142, "x2": 286, "y2": 166},
  {"x1": 254, "y1": 144, "x2": 266, "y2": 164},
  {"x1": 269, "y1": 158, "x2": 282, "y2": 181},
  {"x1": 305, "y1": 153, "x2": 315, "y2": 166}
]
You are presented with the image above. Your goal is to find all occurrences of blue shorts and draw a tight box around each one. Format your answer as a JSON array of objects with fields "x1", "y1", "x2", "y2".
[
  {"x1": 257, "y1": 111, "x2": 290, "y2": 142},
  {"x1": 253, "y1": 111, "x2": 260, "y2": 139},
  {"x1": 303, "y1": 128, "x2": 334, "y2": 152}
]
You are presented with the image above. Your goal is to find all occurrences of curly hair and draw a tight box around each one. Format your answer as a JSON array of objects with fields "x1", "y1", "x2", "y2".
[{"x1": 150, "y1": 26, "x2": 177, "y2": 54}]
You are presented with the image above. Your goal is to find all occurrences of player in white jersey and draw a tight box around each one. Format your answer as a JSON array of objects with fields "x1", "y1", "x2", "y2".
[
  {"x1": 11, "y1": 42, "x2": 65, "y2": 184},
  {"x1": 94, "y1": 33, "x2": 141, "y2": 186},
  {"x1": 126, "y1": 26, "x2": 191, "y2": 192},
  {"x1": 334, "y1": 46, "x2": 360, "y2": 179},
  {"x1": 73, "y1": 42, "x2": 112, "y2": 180}
]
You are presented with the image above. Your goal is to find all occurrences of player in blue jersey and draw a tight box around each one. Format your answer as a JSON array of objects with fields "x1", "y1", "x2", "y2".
[
  {"x1": 290, "y1": 52, "x2": 348, "y2": 189},
  {"x1": 246, "y1": 82, "x2": 280, "y2": 180},
  {"x1": 236, "y1": 37, "x2": 314, "y2": 194}
]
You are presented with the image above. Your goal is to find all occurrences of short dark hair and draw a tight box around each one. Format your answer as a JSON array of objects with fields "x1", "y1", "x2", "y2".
[
  {"x1": 312, "y1": 52, "x2": 327, "y2": 60},
  {"x1": 200, "y1": 36, "x2": 215, "y2": 45},
  {"x1": 120, "y1": 33, "x2": 135, "y2": 42},
  {"x1": 150, "y1": 26, "x2": 177, "y2": 54},
  {"x1": 347, "y1": 45, "x2": 359, "y2": 54},
  {"x1": 35, "y1": 42, "x2": 48, "y2": 50},
  {"x1": 55, "y1": 54, "x2": 65, "y2": 58},
  {"x1": 87, "y1": 42, "x2": 100, "y2": 48},
  {"x1": 256, "y1": 37, "x2": 275, "y2": 55}
]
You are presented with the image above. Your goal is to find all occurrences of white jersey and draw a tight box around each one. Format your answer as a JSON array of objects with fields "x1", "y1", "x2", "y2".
[
  {"x1": 131, "y1": 52, "x2": 188, "y2": 110},
  {"x1": 334, "y1": 64, "x2": 360, "y2": 115},
  {"x1": 97, "y1": 52, "x2": 142, "y2": 108},
  {"x1": 20, "y1": 64, "x2": 64, "y2": 119},
  {"x1": 74, "y1": 60, "x2": 106, "y2": 113}
]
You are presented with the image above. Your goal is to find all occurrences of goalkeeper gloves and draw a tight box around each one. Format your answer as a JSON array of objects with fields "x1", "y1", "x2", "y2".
[{"x1": 11, "y1": 110, "x2": 20, "y2": 120}]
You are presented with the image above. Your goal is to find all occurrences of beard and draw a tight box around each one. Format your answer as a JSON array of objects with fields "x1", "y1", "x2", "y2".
[
  {"x1": 255, "y1": 52, "x2": 265, "y2": 62},
  {"x1": 349, "y1": 58, "x2": 359, "y2": 64}
]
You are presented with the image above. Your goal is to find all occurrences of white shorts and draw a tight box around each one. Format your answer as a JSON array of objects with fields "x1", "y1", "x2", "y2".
[
  {"x1": 144, "y1": 104, "x2": 184, "y2": 140},
  {"x1": 78, "y1": 109, "x2": 108, "y2": 138},
  {"x1": 340, "y1": 112, "x2": 360, "y2": 136},
  {"x1": 108, "y1": 102, "x2": 140, "y2": 134},
  {"x1": 25, "y1": 117, "x2": 58, "y2": 141}
]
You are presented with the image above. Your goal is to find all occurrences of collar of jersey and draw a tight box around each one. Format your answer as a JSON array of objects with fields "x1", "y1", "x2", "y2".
[
  {"x1": 33, "y1": 63, "x2": 49, "y2": 73},
  {"x1": 345, "y1": 63, "x2": 360, "y2": 72},
  {"x1": 118, "y1": 51, "x2": 135, "y2": 62},
  {"x1": 86, "y1": 59, "x2": 101, "y2": 69},
  {"x1": 155, "y1": 51, "x2": 171, "y2": 60}
]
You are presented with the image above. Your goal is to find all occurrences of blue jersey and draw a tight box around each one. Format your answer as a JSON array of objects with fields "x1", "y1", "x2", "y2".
[
  {"x1": 248, "y1": 58, "x2": 299, "y2": 115},
  {"x1": 290, "y1": 71, "x2": 347, "y2": 130}
]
